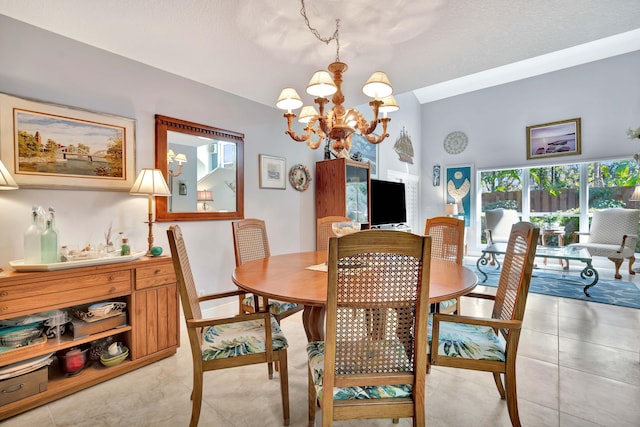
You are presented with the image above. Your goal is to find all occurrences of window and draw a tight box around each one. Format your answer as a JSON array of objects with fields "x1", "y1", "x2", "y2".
[{"x1": 478, "y1": 158, "x2": 639, "y2": 248}]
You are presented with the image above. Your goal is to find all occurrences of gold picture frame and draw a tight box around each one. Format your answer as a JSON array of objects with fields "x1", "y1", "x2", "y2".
[
  {"x1": 0, "y1": 93, "x2": 136, "y2": 190},
  {"x1": 526, "y1": 118, "x2": 581, "y2": 160}
]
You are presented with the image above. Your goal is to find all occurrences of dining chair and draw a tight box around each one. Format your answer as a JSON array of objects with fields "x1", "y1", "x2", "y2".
[
  {"x1": 429, "y1": 221, "x2": 539, "y2": 427},
  {"x1": 316, "y1": 215, "x2": 351, "y2": 251},
  {"x1": 424, "y1": 216, "x2": 465, "y2": 314},
  {"x1": 307, "y1": 230, "x2": 432, "y2": 426},
  {"x1": 232, "y1": 218, "x2": 303, "y2": 321},
  {"x1": 167, "y1": 225, "x2": 290, "y2": 427}
]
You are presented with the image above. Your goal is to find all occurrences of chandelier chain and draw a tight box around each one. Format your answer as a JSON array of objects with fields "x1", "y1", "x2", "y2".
[{"x1": 300, "y1": 0, "x2": 341, "y2": 62}]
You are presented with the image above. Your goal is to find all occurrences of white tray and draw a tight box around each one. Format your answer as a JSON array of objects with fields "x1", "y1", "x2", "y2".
[{"x1": 9, "y1": 251, "x2": 146, "y2": 272}]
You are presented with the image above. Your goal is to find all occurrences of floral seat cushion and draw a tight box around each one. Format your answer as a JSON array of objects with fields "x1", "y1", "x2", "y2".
[
  {"x1": 201, "y1": 315, "x2": 288, "y2": 361},
  {"x1": 428, "y1": 315, "x2": 506, "y2": 361},
  {"x1": 306, "y1": 341, "x2": 412, "y2": 402},
  {"x1": 439, "y1": 298, "x2": 457, "y2": 310},
  {"x1": 242, "y1": 295, "x2": 299, "y2": 315}
]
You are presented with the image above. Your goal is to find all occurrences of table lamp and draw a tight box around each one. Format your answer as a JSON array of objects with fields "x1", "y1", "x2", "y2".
[
  {"x1": 445, "y1": 203, "x2": 458, "y2": 217},
  {"x1": 0, "y1": 160, "x2": 19, "y2": 190},
  {"x1": 197, "y1": 190, "x2": 214, "y2": 211},
  {"x1": 130, "y1": 168, "x2": 171, "y2": 255}
]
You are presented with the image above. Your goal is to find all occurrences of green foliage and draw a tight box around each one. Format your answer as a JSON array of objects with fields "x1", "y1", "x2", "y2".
[
  {"x1": 480, "y1": 169, "x2": 521, "y2": 193},
  {"x1": 17, "y1": 130, "x2": 40, "y2": 157}
]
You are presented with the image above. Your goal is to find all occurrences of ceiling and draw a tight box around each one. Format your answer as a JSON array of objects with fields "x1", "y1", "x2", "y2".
[{"x1": 2, "y1": 0, "x2": 640, "y2": 108}]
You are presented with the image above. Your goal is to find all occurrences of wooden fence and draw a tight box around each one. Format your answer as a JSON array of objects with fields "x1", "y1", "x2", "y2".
[{"x1": 482, "y1": 186, "x2": 638, "y2": 212}]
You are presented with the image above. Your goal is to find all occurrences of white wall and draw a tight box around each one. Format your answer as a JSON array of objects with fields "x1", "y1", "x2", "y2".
[
  {"x1": 0, "y1": 16, "x2": 319, "y2": 296},
  {"x1": 421, "y1": 51, "x2": 640, "y2": 251}
]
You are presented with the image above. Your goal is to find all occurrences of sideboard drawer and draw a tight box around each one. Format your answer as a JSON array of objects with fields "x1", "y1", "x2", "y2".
[
  {"x1": 135, "y1": 263, "x2": 176, "y2": 290},
  {"x1": 0, "y1": 271, "x2": 131, "y2": 318}
]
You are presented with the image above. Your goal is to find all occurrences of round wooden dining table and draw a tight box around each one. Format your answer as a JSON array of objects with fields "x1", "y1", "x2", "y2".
[{"x1": 232, "y1": 251, "x2": 478, "y2": 342}]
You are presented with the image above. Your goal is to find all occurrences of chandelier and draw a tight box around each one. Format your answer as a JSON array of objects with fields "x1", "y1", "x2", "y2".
[{"x1": 275, "y1": 0, "x2": 399, "y2": 156}]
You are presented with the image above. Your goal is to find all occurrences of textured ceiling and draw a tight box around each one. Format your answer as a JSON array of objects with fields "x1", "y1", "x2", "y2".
[{"x1": 2, "y1": 0, "x2": 640, "y2": 107}]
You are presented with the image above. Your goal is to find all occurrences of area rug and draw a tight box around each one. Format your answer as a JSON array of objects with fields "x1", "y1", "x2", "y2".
[{"x1": 467, "y1": 265, "x2": 640, "y2": 309}]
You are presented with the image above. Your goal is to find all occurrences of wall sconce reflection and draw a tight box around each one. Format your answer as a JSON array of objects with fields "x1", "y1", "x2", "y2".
[{"x1": 167, "y1": 149, "x2": 188, "y2": 177}]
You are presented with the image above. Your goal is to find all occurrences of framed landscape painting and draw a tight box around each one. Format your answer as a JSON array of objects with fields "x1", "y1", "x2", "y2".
[
  {"x1": 526, "y1": 118, "x2": 581, "y2": 160},
  {"x1": 0, "y1": 93, "x2": 136, "y2": 191}
]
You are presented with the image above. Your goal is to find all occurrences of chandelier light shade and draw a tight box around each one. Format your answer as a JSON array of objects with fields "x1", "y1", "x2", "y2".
[
  {"x1": 0, "y1": 160, "x2": 18, "y2": 190},
  {"x1": 306, "y1": 70, "x2": 338, "y2": 97},
  {"x1": 378, "y1": 95, "x2": 400, "y2": 116},
  {"x1": 130, "y1": 168, "x2": 171, "y2": 255},
  {"x1": 276, "y1": 88, "x2": 303, "y2": 111},
  {"x1": 276, "y1": 1, "x2": 399, "y2": 155}
]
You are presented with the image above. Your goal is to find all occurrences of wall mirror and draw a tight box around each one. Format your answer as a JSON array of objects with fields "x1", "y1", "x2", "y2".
[{"x1": 155, "y1": 114, "x2": 244, "y2": 221}]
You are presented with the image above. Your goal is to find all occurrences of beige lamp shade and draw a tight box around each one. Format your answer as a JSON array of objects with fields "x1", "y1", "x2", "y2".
[
  {"x1": 362, "y1": 71, "x2": 393, "y2": 99},
  {"x1": 306, "y1": 70, "x2": 337, "y2": 98},
  {"x1": 298, "y1": 105, "x2": 319, "y2": 124},
  {"x1": 379, "y1": 95, "x2": 400, "y2": 114},
  {"x1": 173, "y1": 153, "x2": 188, "y2": 164},
  {"x1": 130, "y1": 168, "x2": 171, "y2": 196},
  {"x1": 445, "y1": 203, "x2": 458, "y2": 216},
  {"x1": 630, "y1": 185, "x2": 640, "y2": 201},
  {"x1": 276, "y1": 88, "x2": 303, "y2": 112},
  {"x1": 197, "y1": 190, "x2": 214, "y2": 202},
  {"x1": 0, "y1": 160, "x2": 18, "y2": 190}
]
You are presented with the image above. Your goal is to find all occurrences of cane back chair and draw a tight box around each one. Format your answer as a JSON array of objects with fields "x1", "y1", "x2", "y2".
[
  {"x1": 424, "y1": 216, "x2": 465, "y2": 314},
  {"x1": 316, "y1": 215, "x2": 352, "y2": 252},
  {"x1": 307, "y1": 230, "x2": 432, "y2": 426},
  {"x1": 167, "y1": 225, "x2": 290, "y2": 427},
  {"x1": 429, "y1": 222, "x2": 539, "y2": 427}
]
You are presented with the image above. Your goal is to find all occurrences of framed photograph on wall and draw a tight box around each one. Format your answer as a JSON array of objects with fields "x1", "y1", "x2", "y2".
[
  {"x1": 526, "y1": 117, "x2": 581, "y2": 160},
  {"x1": 0, "y1": 93, "x2": 136, "y2": 191},
  {"x1": 445, "y1": 164, "x2": 473, "y2": 226},
  {"x1": 350, "y1": 133, "x2": 378, "y2": 178},
  {"x1": 259, "y1": 154, "x2": 286, "y2": 189}
]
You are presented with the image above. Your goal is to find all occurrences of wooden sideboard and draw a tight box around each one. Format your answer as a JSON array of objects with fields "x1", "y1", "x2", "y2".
[{"x1": 0, "y1": 256, "x2": 179, "y2": 420}]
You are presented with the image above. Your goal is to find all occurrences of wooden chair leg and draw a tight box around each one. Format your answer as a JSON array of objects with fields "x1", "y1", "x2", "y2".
[
  {"x1": 308, "y1": 366, "x2": 317, "y2": 427},
  {"x1": 609, "y1": 257, "x2": 623, "y2": 279},
  {"x1": 628, "y1": 256, "x2": 636, "y2": 275},
  {"x1": 505, "y1": 368, "x2": 521, "y2": 427},
  {"x1": 278, "y1": 350, "x2": 290, "y2": 426},
  {"x1": 190, "y1": 370, "x2": 203, "y2": 427},
  {"x1": 492, "y1": 372, "x2": 506, "y2": 399}
]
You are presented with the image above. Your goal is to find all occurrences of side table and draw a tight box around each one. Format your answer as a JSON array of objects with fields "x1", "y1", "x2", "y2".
[{"x1": 541, "y1": 227, "x2": 567, "y2": 269}]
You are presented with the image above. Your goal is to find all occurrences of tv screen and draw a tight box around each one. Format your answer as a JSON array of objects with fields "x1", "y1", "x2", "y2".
[{"x1": 370, "y1": 179, "x2": 407, "y2": 226}]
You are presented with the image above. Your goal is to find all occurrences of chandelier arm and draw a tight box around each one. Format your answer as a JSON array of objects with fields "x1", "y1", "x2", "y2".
[
  {"x1": 284, "y1": 113, "x2": 311, "y2": 142},
  {"x1": 365, "y1": 118, "x2": 391, "y2": 145},
  {"x1": 361, "y1": 99, "x2": 384, "y2": 135},
  {"x1": 306, "y1": 117, "x2": 324, "y2": 149}
]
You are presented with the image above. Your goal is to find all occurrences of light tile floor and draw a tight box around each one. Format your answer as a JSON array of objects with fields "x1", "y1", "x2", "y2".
[{"x1": 3, "y1": 261, "x2": 639, "y2": 426}]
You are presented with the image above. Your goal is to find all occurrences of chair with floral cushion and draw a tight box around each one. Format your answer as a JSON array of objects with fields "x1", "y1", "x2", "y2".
[
  {"x1": 429, "y1": 221, "x2": 539, "y2": 427},
  {"x1": 307, "y1": 230, "x2": 431, "y2": 426},
  {"x1": 424, "y1": 216, "x2": 465, "y2": 314},
  {"x1": 167, "y1": 225, "x2": 290, "y2": 427},
  {"x1": 232, "y1": 218, "x2": 303, "y2": 377},
  {"x1": 316, "y1": 215, "x2": 351, "y2": 251}
]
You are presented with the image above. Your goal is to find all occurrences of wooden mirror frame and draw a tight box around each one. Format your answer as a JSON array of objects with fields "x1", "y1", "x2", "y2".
[{"x1": 154, "y1": 114, "x2": 244, "y2": 221}]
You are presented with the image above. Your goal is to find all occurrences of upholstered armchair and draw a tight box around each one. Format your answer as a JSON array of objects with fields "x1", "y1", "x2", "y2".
[{"x1": 567, "y1": 208, "x2": 640, "y2": 279}]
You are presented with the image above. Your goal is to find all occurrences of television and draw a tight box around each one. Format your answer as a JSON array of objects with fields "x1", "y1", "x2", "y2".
[{"x1": 370, "y1": 179, "x2": 407, "y2": 226}]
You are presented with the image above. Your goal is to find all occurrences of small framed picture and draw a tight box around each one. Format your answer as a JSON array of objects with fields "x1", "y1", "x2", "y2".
[
  {"x1": 259, "y1": 154, "x2": 286, "y2": 189},
  {"x1": 526, "y1": 118, "x2": 581, "y2": 160}
]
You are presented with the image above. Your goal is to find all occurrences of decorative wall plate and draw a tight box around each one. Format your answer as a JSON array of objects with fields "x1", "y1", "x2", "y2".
[
  {"x1": 443, "y1": 131, "x2": 468, "y2": 155},
  {"x1": 289, "y1": 164, "x2": 311, "y2": 191}
]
